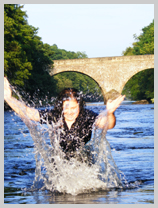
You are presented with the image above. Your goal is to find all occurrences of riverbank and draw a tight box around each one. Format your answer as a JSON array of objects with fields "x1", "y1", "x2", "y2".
[
  {"x1": 4, "y1": 98, "x2": 154, "y2": 111},
  {"x1": 86, "y1": 100, "x2": 141, "y2": 106}
]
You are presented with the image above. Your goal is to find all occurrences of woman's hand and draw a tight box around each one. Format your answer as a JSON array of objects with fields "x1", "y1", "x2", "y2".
[
  {"x1": 4, "y1": 77, "x2": 40, "y2": 122},
  {"x1": 106, "y1": 95, "x2": 125, "y2": 114},
  {"x1": 95, "y1": 95, "x2": 125, "y2": 130},
  {"x1": 4, "y1": 77, "x2": 12, "y2": 100}
]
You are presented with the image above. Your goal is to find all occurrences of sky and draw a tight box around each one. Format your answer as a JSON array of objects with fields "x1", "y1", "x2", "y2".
[{"x1": 21, "y1": 4, "x2": 154, "y2": 58}]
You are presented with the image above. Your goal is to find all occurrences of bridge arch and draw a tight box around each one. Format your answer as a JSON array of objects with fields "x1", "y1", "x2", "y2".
[
  {"x1": 119, "y1": 67, "x2": 154, "y2": 95},
  {"x1": 48, "y1": 55, "x2": 154, "y2": 103},
  {"x1": 52, "y1": 71, "x2": 105, "y2": 101},
  {"x1": 122, "y1": 67, "x2": 154, "y2": 99}
]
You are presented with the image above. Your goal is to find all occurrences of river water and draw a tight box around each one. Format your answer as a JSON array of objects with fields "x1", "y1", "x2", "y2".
[{"x1": 4, "y1": 102, "x2": 154, "y2": 204}]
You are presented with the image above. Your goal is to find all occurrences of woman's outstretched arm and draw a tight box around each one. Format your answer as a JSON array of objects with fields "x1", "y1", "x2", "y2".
[
  {"x1": 95, "y1": 95, "x2": 125, "y2": 129},
  {"x1": 4, "y1": 77, "x2": 40, "y2": 122},
  {"x1": 106, "y1": 95, "x2": 125, "y2": 129}
]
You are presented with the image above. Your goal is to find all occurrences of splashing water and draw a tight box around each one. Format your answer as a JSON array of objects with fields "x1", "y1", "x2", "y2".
[
  {"x1": 22, "y1": 109, "x2": 128, "y2": 196},
  {"x1": 6, "y1": 84, "x2": 129, "y2": 195}
]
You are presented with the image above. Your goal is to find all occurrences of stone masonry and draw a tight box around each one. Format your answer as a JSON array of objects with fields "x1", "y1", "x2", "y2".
[{"x1": 48, "y1": 55, "x2": 154, "y2": 103}]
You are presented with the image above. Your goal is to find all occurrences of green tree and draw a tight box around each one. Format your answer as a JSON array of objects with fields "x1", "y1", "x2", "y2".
[
  {"x1": 23, "y1": 42, "x2": 54, "y2": 98},
  {"x1": 122, "y1": 20, "x2": 154, "y2": 102},
  {"x1": 50, "y1": 44, "x2": 88, "y2": 60},
  {"x1": 4, "y1": 4, "x2": 56, "y2": 101},
  {"x1": 122, "y1": 20, "x2": 154, "y2": 56},
  {"x1": 53, "y1": 72, "x2": 103, "y2": 102},
  {"x1": 49, "y1": 45, "x2": 103, "y2": 101},
  {"x1": 4, "y1": 4, "x2": 33, "y2": 86},
  {"x1": 4, "y1": 4, "x2": 102, "y2": 104}
]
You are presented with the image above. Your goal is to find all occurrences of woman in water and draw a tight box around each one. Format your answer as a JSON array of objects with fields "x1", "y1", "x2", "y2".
[{"x1": 4, "y1": 77, "x2": 125, "y2": 157}]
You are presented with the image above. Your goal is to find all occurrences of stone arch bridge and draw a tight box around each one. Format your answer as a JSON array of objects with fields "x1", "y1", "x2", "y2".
[{"x1": 48, "y1": 55, "x2": 154, "y2": 103}]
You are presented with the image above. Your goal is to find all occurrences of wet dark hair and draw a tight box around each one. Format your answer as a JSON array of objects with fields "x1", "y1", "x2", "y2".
[{"x1": 54, "y1": 88, "x2": 85, "y2": 116}]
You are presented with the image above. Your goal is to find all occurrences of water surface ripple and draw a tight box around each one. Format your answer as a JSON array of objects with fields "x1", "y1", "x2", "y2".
[{"x1": 4, "y1": 103, "x2": 154, "y2": 204}]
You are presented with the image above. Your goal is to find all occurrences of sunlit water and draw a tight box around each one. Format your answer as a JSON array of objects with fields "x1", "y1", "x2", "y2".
[{"x1": 4, "y1": 102, "x2": 154, "y2": 204}]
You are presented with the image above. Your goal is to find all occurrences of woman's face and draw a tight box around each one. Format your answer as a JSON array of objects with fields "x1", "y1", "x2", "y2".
[{"x1": 63, "y1": 99, "x2": 80, "y2": 122}]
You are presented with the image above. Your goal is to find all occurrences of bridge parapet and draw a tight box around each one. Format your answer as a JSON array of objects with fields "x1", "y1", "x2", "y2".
[{"x1": 48, "y1": 55, "x2": 154, "y2": 103}]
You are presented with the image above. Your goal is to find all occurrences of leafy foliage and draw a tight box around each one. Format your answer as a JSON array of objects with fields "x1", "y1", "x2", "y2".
[
  {"x1": 4, "y1": 4, "x2": 33, "y2": 86},
  {"x1": 4, "y1": 4, "x2": 102, "y2": 103},
  {"x1": 53, "y1": 72, "x2": 103, "y2": 101},
  {"x1": 49, "y1": 45, "x2": 102, "y2": 101},
  {"x1": 4, "y1": 4, "x2": 56, "y2": 100},
  {"x1": 50, "y1": 44, "x2": 88, "y2": 60},
  {"x1": 122, "y1": 20, "x2": 154, "y2": 102}
]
